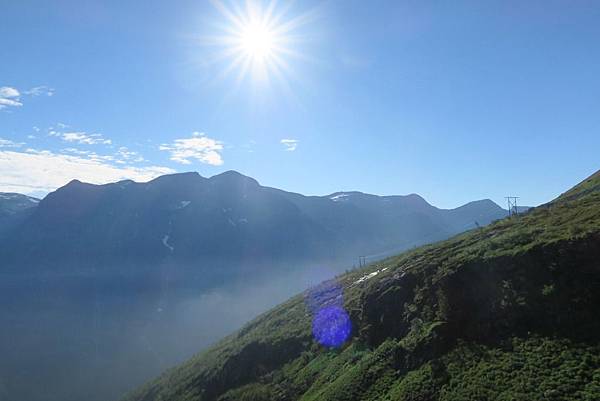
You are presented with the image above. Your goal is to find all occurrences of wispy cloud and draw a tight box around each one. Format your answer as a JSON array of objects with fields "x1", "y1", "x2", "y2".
[
  {"x1": 45, "y1": 124, "x2": 145, "y2": 165},
  {"x1": 48, "y1": 128, "x2": 112, "y2": 145},
  {"x1": 0, "y1": 85, "x2": 54, "y2": 110},
  {"x1": 241, "y1": 139, "x2": 257, "y2": 153},
  {"x1": 0, "y1": 87, "x2": 23, "y2": 109},
  {"x1": 62, "y1": 132, "x2": 112, "y2": 145},
  {"x1": 23, "y1": 86, "x2": 54, "y2": 97},
  {"x1": 0, "y1": 148, "x2": 175, "y2": 195},
  {"x1": 159, "y1": 132, "x2": 224, "y2": 166},
  {"x1": 0, "y1": 138, "x2": 25, "y2": 148},
  {"x1": 115, "y1": 146, "x2": 145, "y2": 163},
  {"x1": 280, "y1": 138, "x2": 299, "y2": 151},
  {"x1": 60, "y1": 146, "x2": 145, "y2": 165},
  {"x1": 61, "y1": 148, "x2": 92, "y2": 156},
  {"x1": 0, "y1": 87, "x2": 20, "y2": 98}
]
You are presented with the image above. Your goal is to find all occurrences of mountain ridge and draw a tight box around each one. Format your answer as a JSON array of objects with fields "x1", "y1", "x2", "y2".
[{"x1": 1, "y1": 171, "x2": 509, "y2": 280}]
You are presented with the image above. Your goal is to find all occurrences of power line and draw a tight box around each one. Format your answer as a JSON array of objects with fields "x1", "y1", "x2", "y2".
[{"x1": 505, "y1": 196, "x2": 520, "y2": 217}]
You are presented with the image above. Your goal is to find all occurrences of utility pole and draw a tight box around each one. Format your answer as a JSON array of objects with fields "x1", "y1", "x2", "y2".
[
  {"x1": 358, "y1": 256, "x2": 366, "y2": 268},
  {"x1": 505, "y1": 196, "x2": 520, "y2": 217}
]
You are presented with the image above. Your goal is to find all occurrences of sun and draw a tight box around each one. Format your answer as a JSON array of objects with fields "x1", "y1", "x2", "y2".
[
  {"x1": 240, "y1": 23, "x2": 274, "y2": 60},
  {"x1": 204, "y1": 0, "x2": 315, "y2": 85}
]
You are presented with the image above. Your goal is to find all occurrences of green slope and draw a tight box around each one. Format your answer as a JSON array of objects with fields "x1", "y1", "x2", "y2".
[{"x1": 123, "y1": 170, "x2": 600, "y2": 401}]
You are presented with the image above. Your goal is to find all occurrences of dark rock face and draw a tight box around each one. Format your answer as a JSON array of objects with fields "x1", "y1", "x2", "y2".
[{"x1": 357, "y1": 234, "x2": 600, "y2": 359}]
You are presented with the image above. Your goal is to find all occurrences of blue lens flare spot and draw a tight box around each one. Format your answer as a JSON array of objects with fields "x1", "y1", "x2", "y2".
[
  {"x1": 312, "y1": 305, "x2": 351, "y2": 348},
  {"x1": 304, "y1": 280, "x2": 344, "y2": 314}
]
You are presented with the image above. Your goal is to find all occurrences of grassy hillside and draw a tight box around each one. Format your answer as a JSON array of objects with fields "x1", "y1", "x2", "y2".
[{"x1": 123, "y1": 170, "x2": 600, "y2": 401}]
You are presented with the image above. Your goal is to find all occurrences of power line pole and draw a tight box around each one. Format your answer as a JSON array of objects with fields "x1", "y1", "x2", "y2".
[
  {"x1": 358, "y1": 256, "x2": 366, "y2": 268},
  {"x1": 505, "y1": 196, "x2": 519, "y2": 217}
]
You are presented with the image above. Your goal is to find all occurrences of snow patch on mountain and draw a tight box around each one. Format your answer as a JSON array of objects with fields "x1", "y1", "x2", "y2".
[
  {"x1": 330, "y1": 193, "x2": 349, "y2": 202},
  {"x1": 353, "y1": 267, "x2": 389, "y2": 285},
  {"x1": 176, "y1": 200, "x2": 191, "y2": 209}
]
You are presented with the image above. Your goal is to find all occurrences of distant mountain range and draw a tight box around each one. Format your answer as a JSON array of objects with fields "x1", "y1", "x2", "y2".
[
  {"x1": 0, "y1": 171, "x2": 511, "y2": 280},
  {"x1": 0, "y1": 192, "x2": 39, "y2": 236}
]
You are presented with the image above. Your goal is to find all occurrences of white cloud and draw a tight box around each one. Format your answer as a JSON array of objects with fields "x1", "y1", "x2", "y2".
[
  {"x1": 0, "y1": 87, "x2": 20, "y2": 98},
  {"x1": 58, "y1": 131, "x2": 112, "y2": 145},
  {"x1": 60, "y1": 146, "x2": 146, "y2": 165},
  {"x1": 0, "y1": 87, "x2": 22, "y2": 109},
  {"x1": 0, "y1": 138, "x2": 24, "y2": 148},
  {"x1": 61, "y1": 148, "x2": 92, "y2": 156},
  {"x1": 159, "y1": 132, "x2": 224, "y2": 166},
  {"x1": 115, "y1": 146, "x2": 145, "y2": 163},
  {"x1": 62, "y1": 132, "x2": 111, "y2": 145},
  {"x1": 0, "y1": 149, "x2": 175, "y2": 195},
  {"x1": 280, "y1": 138, "x2": 299, "y2": 151},
  {"x1": 0, "y1": 98, "x2": 23, "y2": 108},
  {"x1": 23, "y1": 86, "x2": 55, "y2": 97},
  {"x1": 60, "y1": 148, "x2": 114, "y2": 162},
  {"x1": 0, "y1": 86, "x2": 53, "y2": 110}
]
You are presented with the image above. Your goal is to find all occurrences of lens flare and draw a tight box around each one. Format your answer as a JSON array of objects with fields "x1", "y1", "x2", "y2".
[
  {"x1": 312, "y1": 306, "x2": 352, "y2": 348},
  {"x1": 202, "y1": 0, "x2": 316, "y2": 86},
  {"x1": 305, "y1": 279, "x2": 351, "y2": 348}
]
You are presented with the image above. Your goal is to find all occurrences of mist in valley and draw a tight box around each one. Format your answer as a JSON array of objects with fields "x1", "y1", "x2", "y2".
[{"x1": 0, "y1": 262, "x2": 344, "y2": 401}]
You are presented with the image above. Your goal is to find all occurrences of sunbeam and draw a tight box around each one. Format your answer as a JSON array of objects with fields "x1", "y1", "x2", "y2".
[{"x1": 204, "y1": 0, "x2": 315, "y2": 85}]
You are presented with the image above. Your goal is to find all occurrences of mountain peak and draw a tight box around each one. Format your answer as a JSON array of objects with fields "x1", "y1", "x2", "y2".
[
  {"x1": 456, "y1": 198, "x2": 502, "y2": 209},
  {"x1": 149, "y1": 171, "x2": 203, "y2": 182},
  {"x1": 65, "y1": 179, "x2": 84, "y2": 186},
  {"x1": 145, "y1": 172, "x2": 206, "y2": 190},
  {"x1": 210, "y1": 170, "x2": 260, "y2": 187}
]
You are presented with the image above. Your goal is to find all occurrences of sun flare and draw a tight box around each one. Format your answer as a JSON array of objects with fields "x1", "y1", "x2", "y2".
[
  {"x1": 205, "y1": 0, "x2": 314, "y2": 85},
  {"x1": 240, "y1": 23, "x2": 274, "y2": 60}
]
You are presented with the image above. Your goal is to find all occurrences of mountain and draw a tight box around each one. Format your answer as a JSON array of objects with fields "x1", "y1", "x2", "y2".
[
  {"x1": 269, "y1": 189, "x2": 508, "y2": 259},
  {"x1": 0, "y1": 192, "x2": 39, "y2": 235},
  {"x1": 0, "y1": 171, "x2": 507, "y2": 280},
  {"x1": 122, "y1": 169, "x2": 600, "y2": 401},
  {"x1": 1, "y1": 172, "x2": 331, "y2": 277}
]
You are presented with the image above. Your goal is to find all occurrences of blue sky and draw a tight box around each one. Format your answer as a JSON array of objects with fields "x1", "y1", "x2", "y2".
[{"x1": 1, "y1": 0, "x2": 599, "y2": 208}]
